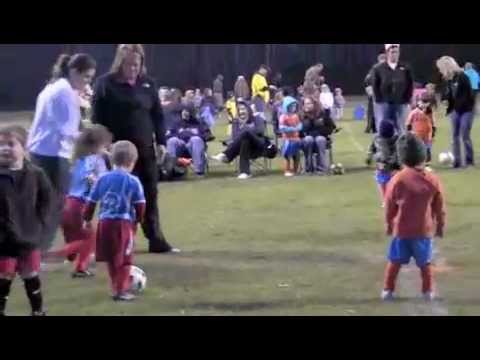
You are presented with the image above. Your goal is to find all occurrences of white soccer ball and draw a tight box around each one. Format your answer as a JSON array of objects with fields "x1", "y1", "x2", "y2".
[
  {"x1": 438, "y1": 152, "x2": 454, "y2": 166},
  {"x1": 129, "y1": 266, "x2": 147, "y2": 294}
]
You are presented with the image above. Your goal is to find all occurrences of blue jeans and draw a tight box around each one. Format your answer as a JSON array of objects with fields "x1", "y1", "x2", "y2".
[
  {"x1": 450, "y1": 111, "x2": 475, "y2": 167},
  {"x1": 302, "y1": 135, "x2": 328, "y2": 172},
  {"x1": 166, "y1": 136, "x2": 206, "y2": 174},
  {"x1": 374, "y1": 103, "x2": 409, "y2": 135}
]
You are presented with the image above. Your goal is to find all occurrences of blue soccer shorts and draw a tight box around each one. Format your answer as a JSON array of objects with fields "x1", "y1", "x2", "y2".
[{"x1": 387, "y1": 237, "x2": 433, "y2": 268}]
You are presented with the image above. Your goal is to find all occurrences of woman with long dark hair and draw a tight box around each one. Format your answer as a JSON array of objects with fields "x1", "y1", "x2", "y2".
[
  {"x1": 92, "y1": 44, "x2": 179, "y2": 254},
  {"x1": 27, "y1": 53, "x2": 97, "y2": 253}
]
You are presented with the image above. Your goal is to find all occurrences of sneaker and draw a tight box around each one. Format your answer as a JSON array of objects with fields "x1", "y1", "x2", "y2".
[
  {"x1": 284, "y1": 172, "x2": 294, "y2": 177},
  {"x1": 423, "y1": 291, "x2": 435, "y2": 302},
  {"x1": 31, "y1": 310, "x2": 47, "y2": 316},
  {"x1": 211, "y1": 153, "x2": 228, "y2": 163},
  {"x1": 170, "y1": 248, "x2": 182, "y2": 254},
  {"x1": 237, "y1": 173, "x2": 252, "y2": 180},
  {"x1": 113, "y1": 292, "x2": 137, "y2": 302},
  {"x1": 381, "y1": 290, "x2": 395, "y2": 301},
  {"x1": 71, "y1": 270, "x2": 95, "y2": 279}
]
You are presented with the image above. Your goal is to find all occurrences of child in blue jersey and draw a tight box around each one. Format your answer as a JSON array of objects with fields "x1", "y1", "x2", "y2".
[
  {"x1": 84, "y1": 141, "x2": 146, "y2": 302},
  {"x1": 49, "y1": 125, "x2": 112, "y2": 278}
]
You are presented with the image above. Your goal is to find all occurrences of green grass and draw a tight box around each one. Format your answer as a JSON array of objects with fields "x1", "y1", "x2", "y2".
[{"x1": 3, "y1": 101, "x2": 480, "y2": 316}]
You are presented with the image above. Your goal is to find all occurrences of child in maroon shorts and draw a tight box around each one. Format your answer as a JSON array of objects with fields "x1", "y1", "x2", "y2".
[
  {"x1": 0, "y1": 126, "x2": 53, "y2": 316},
  {"x1": 83, "y1": 141, "x2": 146, "y2": 302},
  {"x1": 48, "y1": 125, "x2": 112, "y2": 278}
]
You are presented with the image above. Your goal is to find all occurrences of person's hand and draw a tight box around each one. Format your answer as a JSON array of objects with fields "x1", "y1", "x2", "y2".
[
  {"x1": 435, "y1": 228, "x2": 444, "y2": 238},
  {"x1": 386, "y1": 225, "x2": 393, "y2": 237},
  {"x1": 377, "y1": 163, "x2": 385, "y2": 170},
  {"x1": 83, "y1": 221, "x2": 92, "y2": 230}
]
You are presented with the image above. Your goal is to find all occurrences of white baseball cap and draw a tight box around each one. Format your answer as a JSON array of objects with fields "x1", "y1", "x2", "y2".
[{"x1": 385, "y1": 44, "x2": 400, "y2": 51}]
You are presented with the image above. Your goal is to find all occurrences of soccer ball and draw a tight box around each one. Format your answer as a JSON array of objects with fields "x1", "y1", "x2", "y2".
[
  {"x1": 330, "y1": 163, "x2": 345, "y2": 175},
  {"x1": 438, "y1": 152, "x2": 454, "y2": 166},
  {"x1": 129, "y1": 266, "x2": 147, "y2": 294}
]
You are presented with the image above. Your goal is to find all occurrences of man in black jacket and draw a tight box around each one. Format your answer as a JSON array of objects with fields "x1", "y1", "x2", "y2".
[
  {"x1": 365, "y1": 52, "x2": 386, "y2": 133},
  {"x1": 92, "y1": 44, "x2": 179, "y2": 254},
  {"x1": 373, "y1": 44, "x2": 414, "y2": 134}
]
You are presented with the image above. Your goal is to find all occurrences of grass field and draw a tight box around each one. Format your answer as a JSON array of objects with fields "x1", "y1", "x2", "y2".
[{"x1": 3, "y1": 100, "x2": 480, "y2": 316}]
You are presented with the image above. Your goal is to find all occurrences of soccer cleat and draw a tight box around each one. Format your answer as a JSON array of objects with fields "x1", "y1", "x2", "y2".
[
  {"x1": 170, "y1": 248, "x2": 182, "y2": 254},
  {"x1": 423, "y1": 291, "x2": 435, "y2": 302},
  {"x1": 71, "y1": 270, "x2": 95, "y2": 279},
  {"x1": 381, "y1": 290, "x2": 395, "y2": 301},
  {"x1": 237, "y1": 173, "x2": 252, "y2": 180},
  {"x1": 284, "y1": 172, "x2": 294, "y2": 177},
  {"x1": 31, "y1": 310, "x2": 47, "y2": 316},
  {"x1": 211, "y1": 153, "x2": 228, "y2": 163},
  {"x1": 113, "y1": 292, "x2": 137, "y2": 302}
]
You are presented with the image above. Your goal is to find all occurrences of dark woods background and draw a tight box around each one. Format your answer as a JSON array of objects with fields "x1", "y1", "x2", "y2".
[{"x1": 1, "y1": 44, "x2": 479, "y2": 110}]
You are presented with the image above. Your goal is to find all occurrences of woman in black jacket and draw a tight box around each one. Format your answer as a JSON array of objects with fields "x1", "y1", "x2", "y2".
[
  {"x1": 92, "y1": 44, "x2": 179, "y2": 254},
  {"x1": 437, "y1": 56, "x2": 476, "y2": 168},
  {"x1": 300, "y1": 96, "x2": 336, "y2": 174}
]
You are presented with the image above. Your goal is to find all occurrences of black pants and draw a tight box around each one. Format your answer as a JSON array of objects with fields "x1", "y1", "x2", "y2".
[
  {"x1": 366, "y1": 96, "x2": 376, "y2": 133},
  {"x1": 224, "y1": 131, "x2": 265, "y2": 174},
  {"x1": 29, "y1": 153, "x2": 71, "y2": 252},
  {"x1": 133, "y1": 146, "x2": 171, "y2": 252}
]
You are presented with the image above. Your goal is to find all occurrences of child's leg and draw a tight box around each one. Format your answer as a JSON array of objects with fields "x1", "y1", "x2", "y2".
[
  {"x1": 413, "y1": 238, "x2": 434, "y2": 294},
  {"x1": 377, "y1": 184, "x2": 387, "y2": 206},
  {"x1": 0, "y1": 257, "x2": 17, "y2": 315},
  {"x1": 383, "y1": 262, "x2": 402, "y2": 292},
  {"x1": 74, "y1": 223, "x2": 96, "y2": 273},
  {"x1": 420, "y1": 264, "x2": 434, "y2": 293},
  {"x1": 284, "y1": 158, "x2": 292, "y2": 173},
  {"x1": 18, "y1": 250, "x2": 44, "y2": 315},
  {"x1": 293, "y1": 154, "x2": 300, "y2": 174}
]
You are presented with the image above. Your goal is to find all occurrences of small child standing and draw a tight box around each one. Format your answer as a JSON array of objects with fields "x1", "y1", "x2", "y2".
[
  {"x1": 279, "y1": 96, "x2": 303, "y2": 177},
  {"x1": 83, "y1": 141, "x2": 146, "y2": 302},
  {"x1": 406, "y1": 93, "x2": 436, "y2": 165},
  {"x1": 333, "y1": 88, "x2": 346, "y2": 122},
  {"x1": 49, "y1": 125, "x2": 112, "y2": 278},
  {"x1": 0, "y1": 126, "x2": 53, "y2": 316},
  {"x1": 382, "y1": 133, "x2": 446, "y2": 301},
  {"x1": 319, "y1": 84, "x2": 334, "y2": 114},
  {"x1": 366, "y1": 121, "x2": 401, "y2": 207}
]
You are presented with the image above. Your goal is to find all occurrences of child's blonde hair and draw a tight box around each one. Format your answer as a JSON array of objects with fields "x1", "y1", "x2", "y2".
[{"x1": 112, "y1": 141, "x2": 138, "y2": 168}]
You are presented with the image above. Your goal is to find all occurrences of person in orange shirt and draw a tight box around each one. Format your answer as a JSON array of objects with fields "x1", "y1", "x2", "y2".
[
  {"x1": 405, "y1": 93, "x2": 436, "y2": 164},
  {"x1": 279, "y1": 96, "x2": 302, "y2": 177},
  {"x1": 381, "y1": 133, "x2": 446, "y2": 302}
]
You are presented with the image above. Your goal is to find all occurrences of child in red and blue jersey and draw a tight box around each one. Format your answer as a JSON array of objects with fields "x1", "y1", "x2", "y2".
[
  {"x1": 280, "y1": 96, "x2": 302, "y2": 177},
  {"x1": 48, "y1": 125, "x2": 112, "y2": 278},
  {"x1": 84, "y1": 141, "x2": 146, "y2": 302}
]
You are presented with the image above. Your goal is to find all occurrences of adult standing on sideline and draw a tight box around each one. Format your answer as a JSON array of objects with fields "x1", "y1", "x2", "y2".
[
  {"x1": 251, "y1": 65, "x2": 272, "y2": 116},
  {"x1": 464, "y1": 62, "x2": 479, "y2": 95},
  {"x1": 92, "y1": 44, "x2": 179, "y2": 254},
  {"x1": 372, "y1": 44, "x2": 414, "y2": 134},
  {"x1": 234, "y1": 75, "x2": 250, "y2": 100},
  {"x1": 365, "y1": 52, "x2": 386, "y2": 133},
  {"x1": 437, "y1": 56, "x2": 476, "y2": 169},
  {"x1": 213, "y1": 74, "x2": 224, "y2": 110},
  {"x1": 27, "y1": 53, "x2": 97, "y2": 253},
  {"x1": 304, "y1": 63, "x2": 324, "y2": 97}
]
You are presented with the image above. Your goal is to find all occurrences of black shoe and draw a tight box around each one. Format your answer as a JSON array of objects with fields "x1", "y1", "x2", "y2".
[
  {"x1": 32, "y1": 310, "x2": 47, "y2": 316},
  {"x1": 71, "y1": 270, "x2": 95, "y2": 279},
  {"x1": 149, "y1": 247, "x2": 181, "y2": 254}
]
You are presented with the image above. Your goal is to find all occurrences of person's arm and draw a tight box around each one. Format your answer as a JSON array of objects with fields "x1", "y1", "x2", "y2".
[
  {"x1": 83, "y1": 178, "x2": 102, "y2": 222},
  {"x1": 150, "y1": 80, "x2": 166, "y2": 146},
  {"x1": 406, "y1": 110, "x2": 414, "y2": 132},
  {"x1": 91, "y1": 77, "x2": 108, "y2": 127},
  {"x1": 405, "y1": 65, "x2": 415, "y2": 103},
  {"x1": 36, "y1": 168, "x2": 54, "y2": 226},
  {"x1": 132, "y1": 178, "x2": 146, "y2": 224},
  {"x1": 372, "y1": 65, "x2": 382, "y2": 102},
  {"x1": 254, "y1": 116, "x2": 266, "y2": 136},
  {"x1": 54, "y1": 89, "x2": 82, "y2": 142},
  {"x1": 431, "y1": 179, "x2": 446, "y2": 238},
  {"x1": 384, "y1": 180, "x2": 400, "y2": 236}
]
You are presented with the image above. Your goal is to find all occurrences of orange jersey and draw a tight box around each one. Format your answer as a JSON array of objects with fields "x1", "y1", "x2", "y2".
[
  {"x1": 406, "y1": 108, "x2": 434, "y2": 143},
  {"x1": 279, "y1": 114, "x2": 301, "y2": 141}
]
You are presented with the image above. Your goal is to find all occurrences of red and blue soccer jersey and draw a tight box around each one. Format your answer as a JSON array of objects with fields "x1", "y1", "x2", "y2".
[
  {"x1": 69, "y1": 154, "x2": 108, "y2": 201},
  {"x1": 87, "y1": 169, "x2": 146, "y2": 222}
]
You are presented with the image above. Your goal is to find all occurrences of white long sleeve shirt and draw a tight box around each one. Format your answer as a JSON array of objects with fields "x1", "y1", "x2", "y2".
[
  {"x1": 28, "y1": 78, "x2": 81, "y2": 159},
  {"x1": 320, "y1": 92, "x2": 334, "y2": 110}
]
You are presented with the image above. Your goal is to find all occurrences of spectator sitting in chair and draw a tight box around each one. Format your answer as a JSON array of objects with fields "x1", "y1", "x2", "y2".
[
  {"x1": 301, "y1": 96, "x2": 337, "y2": 175},
  {"x1": 212, "y1": 100, "x2": 274, "y2": 180},
  {"x1": 166, "y1": 105, "x2": 209, "y2": 177}
]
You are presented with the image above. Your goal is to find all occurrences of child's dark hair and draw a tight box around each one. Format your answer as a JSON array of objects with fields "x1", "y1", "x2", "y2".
[
  {"x1": 50, "y1": 53, "x2": 96, "y2": 83},
  {"x1": 0, "y1": 125, "x2": 28, "y2": 148},
  {"x1": 73, "y1": 125, "x2": 112, "y2": 161},
  {"x1": 112, "y1": 141, "x2": 138, "y2": 167}
]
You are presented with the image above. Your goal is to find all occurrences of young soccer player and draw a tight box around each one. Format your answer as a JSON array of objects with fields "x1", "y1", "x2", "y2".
[
  {"x1": 366, "y1": 120, "x2": 401, "y2": 207},
  {"x1": 279, "y1": 96, "x2": 303, "y2": 177},
  {"x1": 48, "y1": 125, "x2": 112, "y2": 278},
  {"x1": 382, "y1": 133, "x2": 446, "y2": 301},
  {"x1": 0, "y1": 125, "x2": 53, "y2": 316},
  {"x1": 406, "y1": 93, "x2": 436, "y2": 165},
  {"x1": 83, "y1": 141, "x2": 146, "y2": 301}
]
